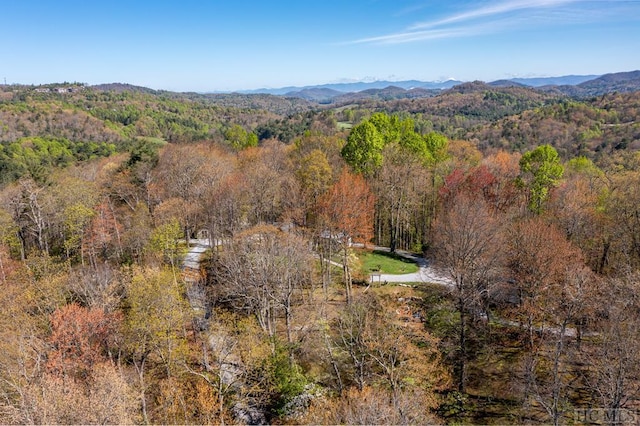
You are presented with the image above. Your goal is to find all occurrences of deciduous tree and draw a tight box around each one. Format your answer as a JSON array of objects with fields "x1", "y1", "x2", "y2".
[
  {"x1": 319, "y1": 169, "x2": 375, "y2": 304},
  {"x1": 519, "y1": 144, "x2": 564, "y2": 214},
  {"x1": 212, "y1": 225, "x2": 314, "y2": 344},
  {"x1": 431, "y1": 192, "x2": 504, "y2": 392},
  {"x1": 123, "y1": 266, "x2": 190, "y2": 422},
  {"x1": 46, "y1": 303, "x2": 121, "y2": 379},
  {"x1": 341, "y1": 121, "x2": 384, "y2": 176},
  {"x1": 583, "y1": 273, "x2": 640, "y2": 424}
]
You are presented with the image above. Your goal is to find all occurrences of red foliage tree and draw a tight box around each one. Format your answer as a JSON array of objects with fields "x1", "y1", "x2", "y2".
[
  {"x1": 319, "y1": 169, "x2": 375, "y2": 303},
  {"x1": 46, "y1": 303, "x2": 121, "y2": 379},
  {"x1": 439, "y1": 166, "x2": 499, "y2": 209}
]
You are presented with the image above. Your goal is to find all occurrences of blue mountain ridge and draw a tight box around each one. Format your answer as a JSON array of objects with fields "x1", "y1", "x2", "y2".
[{"x1": 237, "y1": 75, "x2": 600, "y2": 96}]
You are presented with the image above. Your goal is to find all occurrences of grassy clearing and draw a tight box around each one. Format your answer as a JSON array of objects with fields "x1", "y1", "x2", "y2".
[{"x1": 356, "y1": 249, "x2": 419, "y2": 275}]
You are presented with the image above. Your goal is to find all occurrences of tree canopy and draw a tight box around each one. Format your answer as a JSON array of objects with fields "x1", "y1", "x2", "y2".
[
  {"x1": 519, "y1": 144, "x2": 564, "y2": 214},
  {"x1": 341, "y1": 112, "x2": 449, "y2": 175}
]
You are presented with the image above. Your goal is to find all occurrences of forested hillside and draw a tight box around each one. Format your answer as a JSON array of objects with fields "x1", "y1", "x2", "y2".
[{"x1": 1, "y1": 81, "x2": 640, "y2": 424}]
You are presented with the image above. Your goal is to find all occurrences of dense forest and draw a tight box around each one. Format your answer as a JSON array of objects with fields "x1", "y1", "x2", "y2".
[{"x1": 1, "y1": 76, "x2": 640, "y2": 424}]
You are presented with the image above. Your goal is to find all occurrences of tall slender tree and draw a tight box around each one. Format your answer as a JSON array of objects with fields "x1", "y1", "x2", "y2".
[
  {"x1": 431, "y1": 192, "x2": 504, "y2": 392},
  {"x1": 319, "y1": 169, "x2": 375, "y2": 304}
]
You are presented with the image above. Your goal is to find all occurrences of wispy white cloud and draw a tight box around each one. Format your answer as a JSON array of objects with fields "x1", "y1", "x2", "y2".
[
  {"x1": 350, "y1": 28, "x2": 470, "y2": 45},
  {"x1": 409, "y1": 0, "x2": 580, "y2": 30},
  {"x1": 392, "y1": 3, "x2": 430, "y2": 17},
  {"x1": 347, "y1": 0, "x2": 633, "y2": 45}
]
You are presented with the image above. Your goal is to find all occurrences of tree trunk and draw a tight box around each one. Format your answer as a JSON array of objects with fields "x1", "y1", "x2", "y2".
[
  {"x1": 342, "y1": 245, "x2": 352, "y2": 305},
  {"x1": 598, "y1": 238, "x2": 610, "y2": 274},
  {"x1": 389, "y1": 217, "x2": 397, "y2": 253},
  {"x1": 458, "y1": 294, "x2": 467, "y2": 393},
  {"x1": 550, "y1": 321, "x2": 568, "y2": 426},
  {"x1": 134, "y1": 355, "x2": 150, "y2": 425},
  {"x1": 285, "y1": 291, "x2": 293, "y2": 346}
]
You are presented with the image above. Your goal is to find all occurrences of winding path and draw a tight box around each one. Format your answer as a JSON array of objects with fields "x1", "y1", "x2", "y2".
[
  {"x1": 183, "y1": 239, "x2": 583, "y2": 338},
  {"x1": 182, "y1": 239, "x2": 211, "y2": 270},
  {"x1": 365, "y1": 246, "x2": 453, "y2": 286},
  {"x1": 359, "y1": 246, "x2": 587, "y2": 338}
]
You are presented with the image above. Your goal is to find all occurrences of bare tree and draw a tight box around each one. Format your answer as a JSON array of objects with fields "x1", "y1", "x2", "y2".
[
  {"x1": 431, "y1": 192, "x2": 505, "y2": 392},
  {"x1": 212, "y1": 225, "x2": 314, "y2": 345},
  {"x1": 525, "y1": 264, "x2": 596, "y2": 426},
  {"x1": 583, "y1": 273, "x2": 640, "y2": 425}
]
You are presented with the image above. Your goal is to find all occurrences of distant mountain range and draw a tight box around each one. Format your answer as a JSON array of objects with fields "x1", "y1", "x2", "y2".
[
  {"x1": 230, "y1": 72, "x2": 640, "y2": 103},
  {"x1": 237, "y1": 79, "x2": 464, "y2": 96},
  {"x1": 87, "y1": 71, "x2": 640, "y2": 103},
  {"x1": 236, "y1": 75, "x2": 597, "y2": 97},
  {"x1": 512, "y1": 75, "x2": 599, "y2": 87},
  {"x1": 538, "y1": 70, "x2": 640, "y2": 98}
]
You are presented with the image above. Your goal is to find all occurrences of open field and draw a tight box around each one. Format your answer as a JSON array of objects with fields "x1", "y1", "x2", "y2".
[{"x1": 355, "y1": 249, "x2": 420, "y2": 275}]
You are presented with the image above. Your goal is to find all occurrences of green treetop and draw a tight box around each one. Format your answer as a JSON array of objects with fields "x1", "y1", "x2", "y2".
[
  {"x1": 341, "y1": 112, "x2": 448, "y2": 175},
  {"x1": 519, "y1": 144, "x2": 564, "y2": 214}
]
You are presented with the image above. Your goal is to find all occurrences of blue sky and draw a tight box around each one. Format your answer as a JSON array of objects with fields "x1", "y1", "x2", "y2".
[{"x1": 2, "y1": 0, "x2": 639, "y2": 92}]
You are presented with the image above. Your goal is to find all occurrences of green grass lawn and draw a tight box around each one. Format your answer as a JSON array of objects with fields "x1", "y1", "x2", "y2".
[{"x1": 356, "y1": 249, "x2": 419, "y2": 275}]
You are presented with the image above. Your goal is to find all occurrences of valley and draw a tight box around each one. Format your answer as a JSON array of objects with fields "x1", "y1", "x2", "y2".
[{"x1": 0, "y1": 71, "x2": 639, "y2": 424}]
